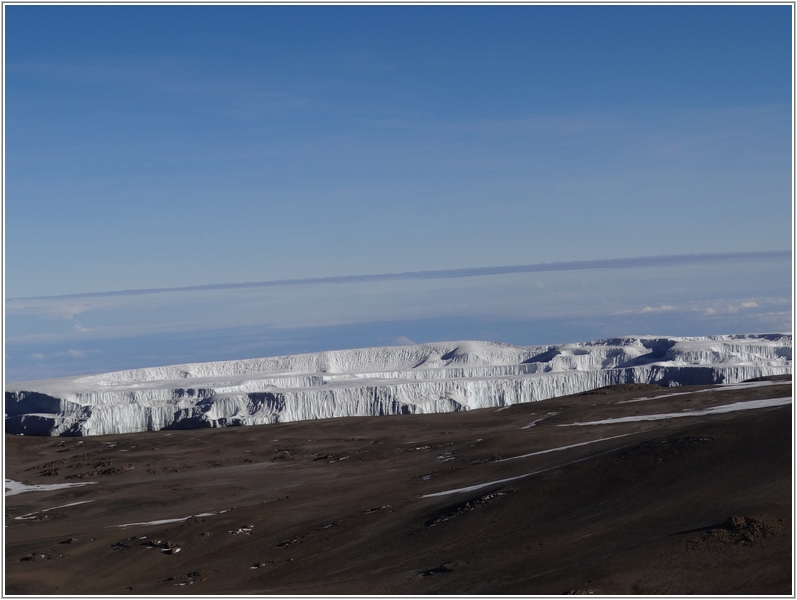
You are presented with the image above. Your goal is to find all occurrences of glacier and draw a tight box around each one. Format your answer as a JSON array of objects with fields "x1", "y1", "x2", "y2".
[{"x1": 4, "y1": 333, "x2": 791, "y2": 437}]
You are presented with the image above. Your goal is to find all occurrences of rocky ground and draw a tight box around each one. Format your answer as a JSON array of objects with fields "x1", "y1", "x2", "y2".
[{"x1": 4, "y1": 376, "x2": 792, "y2": 595}]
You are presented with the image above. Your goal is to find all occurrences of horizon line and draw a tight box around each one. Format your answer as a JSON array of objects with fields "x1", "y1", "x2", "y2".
[{"x1": 9, "y1": 250, "x2": 790, "y2": 302}]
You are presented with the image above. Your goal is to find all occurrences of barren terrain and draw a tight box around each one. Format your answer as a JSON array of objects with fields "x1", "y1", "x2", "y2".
[{"x1": 5, "y1": 376, "x2": 792, "y2": 595}]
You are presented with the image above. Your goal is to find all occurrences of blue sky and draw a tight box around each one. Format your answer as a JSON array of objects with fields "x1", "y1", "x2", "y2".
[{"x1": 5, "y1": 5, "x2": 793, "y2": 381}]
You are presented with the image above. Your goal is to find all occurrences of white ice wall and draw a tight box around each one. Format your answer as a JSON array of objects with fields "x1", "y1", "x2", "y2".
[{"x1": 5, "y1": 334, "x2": 791, "y2": 436}]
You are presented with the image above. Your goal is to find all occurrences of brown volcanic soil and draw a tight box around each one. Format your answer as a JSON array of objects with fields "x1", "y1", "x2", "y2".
[{"x1": 4, "y1": 378, "x2": 793, "y2": 595}]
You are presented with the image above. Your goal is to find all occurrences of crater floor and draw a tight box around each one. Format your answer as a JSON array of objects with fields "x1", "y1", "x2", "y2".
[{"x1": 5, "y1": 376, "x2": 792, "y2": 595}]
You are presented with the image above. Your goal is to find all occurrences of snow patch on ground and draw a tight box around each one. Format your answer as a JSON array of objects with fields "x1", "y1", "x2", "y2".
[
  {"x1": 4, "y1": 479, "x2": 97, "y2": 497},
  {"x1": 112, "y1": 509, "x2": 229, "y2": 528},
  {"x1": 497, "y1": 434, "x2": 633, "y2": 462},
  {"x1": 561, "y1": 397, "x2": 792, "y2": 427},
  {"x1": 422, "y1": 395, "x2": 791, "y2": 498},
  {"x1": 15, "y1": 500, "x2": 93, "y2": 520},
  {"x1": 422, "y1": 440, "x2": 638, "y2": 499},
  {"x1": 618, "y1": 379, "x2": 786, "y2": 404}
]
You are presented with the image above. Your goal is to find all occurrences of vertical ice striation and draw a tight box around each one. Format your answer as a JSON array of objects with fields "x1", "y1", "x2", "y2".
[{"x1": 4, "y1": 334, "x2": 791, "y2": 436}]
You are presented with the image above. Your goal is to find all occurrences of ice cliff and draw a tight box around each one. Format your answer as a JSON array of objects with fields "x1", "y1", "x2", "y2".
[{"x1": 5, "y1": 333, "x2": 791, "y2": 436}]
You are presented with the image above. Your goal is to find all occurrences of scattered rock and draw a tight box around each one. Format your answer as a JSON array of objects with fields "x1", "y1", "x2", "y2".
[
  {"x1": 277, "y1": 534, "x2": 305, "y2": 548},
  {"x1": 110, "y1": 537, "x2": 136, "y2": 551},
  {"x1": 144, "y1": 540, "x2": 180, "y2": 553},
  {"x1": 311, "y1": 452, "x2": 351, "y2": 463},
  {"x1": 272, "y1": 449, "x2": 295, "y2": 462},
  {"x1": 472, "y1": 456, "x2": 501, "y2": 465},
  {"x1": 425, "y1": 491, "x2": 514, "y2": 528},
  {"x1": 20, "y1": 552, "x2": 53, "y2": 562},
  {"x1": 230, "y1": 525, "x2": 254, "y2": 535},
  {"x1": 618, "y1": 437, "x2": 713, "y2": 468},
  {"x1": 165, "y1": 570, "x2": 204, "y2": 585},
  {"x1": 692, "y1": 515, "x2": 784, "y2": 549},
  {"x1": 419, "y1": 562, "x2": 457, "y2": 577}
]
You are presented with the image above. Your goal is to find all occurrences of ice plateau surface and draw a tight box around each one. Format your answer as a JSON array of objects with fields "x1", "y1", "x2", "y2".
[{"x1": 5, "y1": 333, "x2": 792, "y2": 436}]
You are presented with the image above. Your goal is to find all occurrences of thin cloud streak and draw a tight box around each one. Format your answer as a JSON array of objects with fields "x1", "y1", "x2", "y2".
[{"x1": 9, "y1": 251, "x2": 789, "y2": 302}]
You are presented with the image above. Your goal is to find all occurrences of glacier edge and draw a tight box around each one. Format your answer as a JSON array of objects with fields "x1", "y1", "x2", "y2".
[{"x1": 4, "y1": 334, "x2": 791, "y2": 436}]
